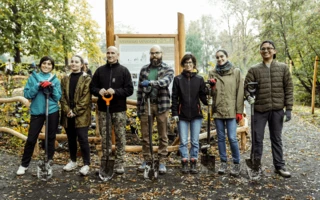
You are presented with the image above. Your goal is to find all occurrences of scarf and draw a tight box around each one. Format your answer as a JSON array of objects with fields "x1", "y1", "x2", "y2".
[{"x1": 215, "y1": 61, "x2": 232, "y2": 75}]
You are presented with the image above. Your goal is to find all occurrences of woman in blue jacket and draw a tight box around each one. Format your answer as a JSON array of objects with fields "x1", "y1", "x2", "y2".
[
  {"x1": 171, "y1": 54, "x2": 208, "y2": 174},
  {"x1": 16, "y1": 56, "x2": 61, "y2": 175}
]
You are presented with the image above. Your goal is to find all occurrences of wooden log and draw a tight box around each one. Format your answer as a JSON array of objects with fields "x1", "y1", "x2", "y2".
[
  {"x1": 38, "y1": 132, "x2": 101, "y2": 143},
  {"x1": 96, "y1": 144, "x2": 180, "y2": 152},
  {"x1": 0, "y1": 96, "x2": 30, "y2": 107},
  {"x1": 0, "y1": 127, "x2": 39, "y2": 157}
]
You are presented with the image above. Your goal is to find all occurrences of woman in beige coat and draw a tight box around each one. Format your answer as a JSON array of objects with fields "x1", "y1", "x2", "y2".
[
  {"x1": 60, "y1": 55, "x2": 92, "y2": 175},
  {"x1": 208, "y1": 50, "x2": 244, "y2": 176}
]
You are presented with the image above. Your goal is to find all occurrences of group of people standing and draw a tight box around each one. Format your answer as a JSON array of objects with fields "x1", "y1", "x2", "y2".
[{"x1": 16, "y1": 40, "x2": 293, "y2": 181}]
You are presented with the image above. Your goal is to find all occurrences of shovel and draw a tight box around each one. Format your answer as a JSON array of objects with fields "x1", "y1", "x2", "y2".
[
  {"x1": 244, "y1": 82, "x2": 259, "y2": 179},
  {"x1": 201, "y1": 86, "x2": 215, "y2": 171},
  {"x1": 142, "y1": 86, "x2": 159, "y2": 180},
  {"x1": 99, "y1": 94, "x2": 115, "y2": 181},
  {"x1": 37, "y1": 86, "x2": 53, "y2": 181}
]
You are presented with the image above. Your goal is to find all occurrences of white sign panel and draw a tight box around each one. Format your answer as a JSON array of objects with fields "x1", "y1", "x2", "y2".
[{"x1": 118, "y1": 37, "x2": 175, "y2": 100}]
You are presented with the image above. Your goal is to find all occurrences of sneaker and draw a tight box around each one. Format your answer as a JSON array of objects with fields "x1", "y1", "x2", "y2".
[
  {"x1": 63, "y1": 161, "x2": 77, "y2": 171},
  {"x1": 79, "y1": 165, "x2": 90, "y2": 176},
  {"x1": 250, "y1": 167, "x2": 262, "y2": 181},
  {"x1": 218, "y1": 162, "x2": 228, "y2": 175},
  {"x1": 159, "y1": 163, "x2": 167, "y2": 174},
  {"x1": 138, "y1": 161, "x2": 146, "y2": 172},
  {"x1": 275, "y1": 168, "x2": 291, "y2": 178},
  {"x1": 115, "y1": 165, "x2": 125, "y2": 174},
  {"x1": 16, "y1": 165, "x2": 28, "y2": 175},
  {"x1": 230, "y1": 163, "x2": 241, "y2": 176}
]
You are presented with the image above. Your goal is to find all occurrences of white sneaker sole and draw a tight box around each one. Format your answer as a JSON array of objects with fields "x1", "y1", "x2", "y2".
[{"x1": 63, "y1": 165, "x2": 77, "y2": 171}]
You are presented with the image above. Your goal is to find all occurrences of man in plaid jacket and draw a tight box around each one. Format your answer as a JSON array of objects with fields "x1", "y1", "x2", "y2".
[{"x1": 137, "y1": 45, "x2": 174, "y2": 174}]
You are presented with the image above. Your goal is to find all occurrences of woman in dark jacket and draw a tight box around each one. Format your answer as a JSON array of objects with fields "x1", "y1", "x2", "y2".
[
  {"x1": 60, "y1": 55, "x2": 92, "y2": 176},
  {"x1": 171, "y1": 54, "x2": 208, "y2": 174}
]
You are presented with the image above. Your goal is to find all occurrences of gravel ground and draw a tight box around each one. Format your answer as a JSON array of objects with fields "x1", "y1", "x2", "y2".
[{"x1": 0, "y1": 107, "x2": 319, "y2": 200}]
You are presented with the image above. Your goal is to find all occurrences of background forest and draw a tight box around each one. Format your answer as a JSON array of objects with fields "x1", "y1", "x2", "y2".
[{"x1": 0, "y1": 0, "x2": 320, "y2": 106}]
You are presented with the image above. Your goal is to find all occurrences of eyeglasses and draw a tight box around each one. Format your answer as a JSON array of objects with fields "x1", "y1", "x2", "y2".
[
  {"x1": 184, "y1": 61, "x2": 193, "y2": 65},
  {"x1": 150, "y1": 52, "x2": 161, "y2": 56},
  {"x1": 260, "y1": 47, "x2": 274, "y2": 51}
]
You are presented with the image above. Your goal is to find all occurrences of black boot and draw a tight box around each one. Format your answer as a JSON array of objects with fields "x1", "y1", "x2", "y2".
[
  {"x1": 181, "y1": 159, "x2": 189, "y2": 174},
  {"x1": 190, "y1": 158, "x2": 198, "y2": 174}
]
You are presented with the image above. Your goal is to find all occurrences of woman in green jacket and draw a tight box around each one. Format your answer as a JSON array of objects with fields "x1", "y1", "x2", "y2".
[
  {"x1": 208, "y1": 50, "x2": 244, "y2": 176},
  {"x1": 60, "y1": 55, "x2": 92, "y2": 176}
]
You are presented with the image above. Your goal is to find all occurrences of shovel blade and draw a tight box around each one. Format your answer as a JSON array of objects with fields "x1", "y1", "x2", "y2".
[
  {"x1": 37, "y1": 160, "x2": 52, "y2": 181},
  {"x1": 201, "y1": 155, "x2": 215, "y2": 171},
  {"x1": 144, "y1": 160, "x2": 159, "y2": 180},
  {"x1": 245, "y1": 158, "x2": 254, "y2": 170},
  {"x1": 99, "y1": 158, "x2": 115, "y2": 181}
]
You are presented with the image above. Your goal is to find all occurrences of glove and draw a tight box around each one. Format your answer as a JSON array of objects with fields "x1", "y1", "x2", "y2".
[
  {"x1": 40, "y1": 81, "x2": 52, "y2": 88},
  {"x1": 284, "y1": 110, "x2": 291, "y2": 122},
  {"x1": 140, "y1": 80, "x2": 150, "y2": 87},
  {"x1": 236, "y1": 113, "x2": 243, "y2": 122},
  {"x1": 172, "y1": 116, "x2": 179, "y2": 122},
  {"x1": 247, "y1": 96, "x2": 255, "y2": 104},
  {"x1": 208, "y1": 79, "x2": 216, "y2": 87}
]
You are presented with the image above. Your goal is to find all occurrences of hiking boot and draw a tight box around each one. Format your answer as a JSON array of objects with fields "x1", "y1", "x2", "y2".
[
  {"x1": 63, "y1": 161, "x2": 77, "y2": 171},
  {"x1": 275, "y1": 168, "x2": 291, "y2": 178},
  {"x1": 79, "y1": 165, "x2": 90, "y2": 176},
  {"x1": 181, "y1": 158, "x2": 189, "y2": 174},
  {"x1": 16, "y1": 165, "x2": 28, "y2": 175},
  {"x1": 190, "y1": 158, "x2": 198, "y2": 174},
  {"x1": 115, "y1": 165, "x2": 125, "y2": 174},
  {"x1": 159, "y1": 163, "x2": 167, "y2": 174},
  {"x1": 138, "y1": 161, "x2": 146, "y2": 172},
  {"x1": 230, "y1": 163, "x2": 241, "y2": 176},
  {"x1": 218, "y1": 162, "x2": 228, "y2": 175}
]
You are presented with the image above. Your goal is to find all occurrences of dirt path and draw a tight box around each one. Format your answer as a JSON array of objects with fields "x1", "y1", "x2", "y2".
[{"x1": 1, "y1": 110, "x2": 319, "y2": 199}]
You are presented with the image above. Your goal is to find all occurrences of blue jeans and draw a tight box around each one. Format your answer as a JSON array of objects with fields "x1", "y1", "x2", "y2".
[
  {"x1": 179, "y1": 118, "x2": 202, "y2": 160},
  {"x1": 214, "y1": 118, "x2": 240, "y2": 164}
]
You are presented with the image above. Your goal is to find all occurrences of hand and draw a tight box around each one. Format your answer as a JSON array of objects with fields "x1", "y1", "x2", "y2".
[
  {"x1": 67, "y1": 110, "x2": 76, "y2": 118},
  {"x1": 106, "y1": 88, "x2": 115, "y2": 95},
  {"x1": 207, "y1": 98, "x2": 212, "y2": 106},
  {"x1": 40, "y1": 81, "x2": 52, "y2": 88},
  {"x1": 247, "y1": 96, "x2": 255, "y2": 104},
  {"x1": 284, "y1": 110, "x2": 291, "y2": 122},
  {"x1": 99, "y1": 88, "x2": 107, "y2": 96},
  {"x1": 208, "y1": 79, "x2": 216, "y2": 87},
  {"x1": 140, "y1": 80, "x2": 150, "y2": 87},
  {"x1": 236, "y1": 113, "x2": 243, "y2": 122},
  {"x1": 172, "y1": 116, "x2": 179, "y2": 122}
]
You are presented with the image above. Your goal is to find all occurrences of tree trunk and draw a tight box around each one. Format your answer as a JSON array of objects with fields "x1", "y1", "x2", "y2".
[{"x1": 11, "y1": 4, "x2": 21, "y2": 63}]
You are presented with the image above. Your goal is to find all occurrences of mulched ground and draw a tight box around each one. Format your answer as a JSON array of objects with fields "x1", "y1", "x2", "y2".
[{"x1": 0, "y1": 105, "x2": 320, "y2": 200}]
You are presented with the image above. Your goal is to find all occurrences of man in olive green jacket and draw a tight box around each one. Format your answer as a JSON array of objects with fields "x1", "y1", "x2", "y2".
[{"x1": 244, "y1": 40, "x2": 293, "y2": 179}]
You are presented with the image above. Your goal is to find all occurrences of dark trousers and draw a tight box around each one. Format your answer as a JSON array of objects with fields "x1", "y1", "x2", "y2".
[
  {"x1": 21, "y1": 111, "x2": 59, "y2": 167},
  {"x1": 65, "y1": 118, "x2": 90, "y2": 165},
  {"x1": 253, "y1": 109, "x2": 285, "y2": 170}
]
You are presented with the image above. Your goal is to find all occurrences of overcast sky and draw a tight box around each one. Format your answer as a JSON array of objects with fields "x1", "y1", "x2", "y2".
[{"x1": 88, "y1": 0, "x2": 222, "y2": 34}]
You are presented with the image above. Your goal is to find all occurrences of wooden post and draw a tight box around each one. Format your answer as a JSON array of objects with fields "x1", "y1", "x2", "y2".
[
  {"x1": 178, "y1": 12, "x2": 185, "y2": 75},
  {"x1": 105, "y1": 0, "x2": 114, "y2": 47},
  {"x1": 311, "y1": 56, "x2": 319, "y2": 114}
]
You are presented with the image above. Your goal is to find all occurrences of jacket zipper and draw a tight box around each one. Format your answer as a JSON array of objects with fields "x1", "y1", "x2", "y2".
[
  {"x1": 268, "y1": 64, "x2": 272, "y2": 110},
  {"x1": 188, "y1": 77, "x2": 191, "y2": 118}
]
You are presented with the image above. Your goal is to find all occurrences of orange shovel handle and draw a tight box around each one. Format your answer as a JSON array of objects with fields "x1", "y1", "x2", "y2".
[{"x1": 102, "y1": 94, "x2": 113, "y2": 106}]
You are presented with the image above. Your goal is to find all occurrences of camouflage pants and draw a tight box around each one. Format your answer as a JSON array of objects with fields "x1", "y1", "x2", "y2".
[{"x1": 99, "y1": 111, "x2": 126, "y2": 165}]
